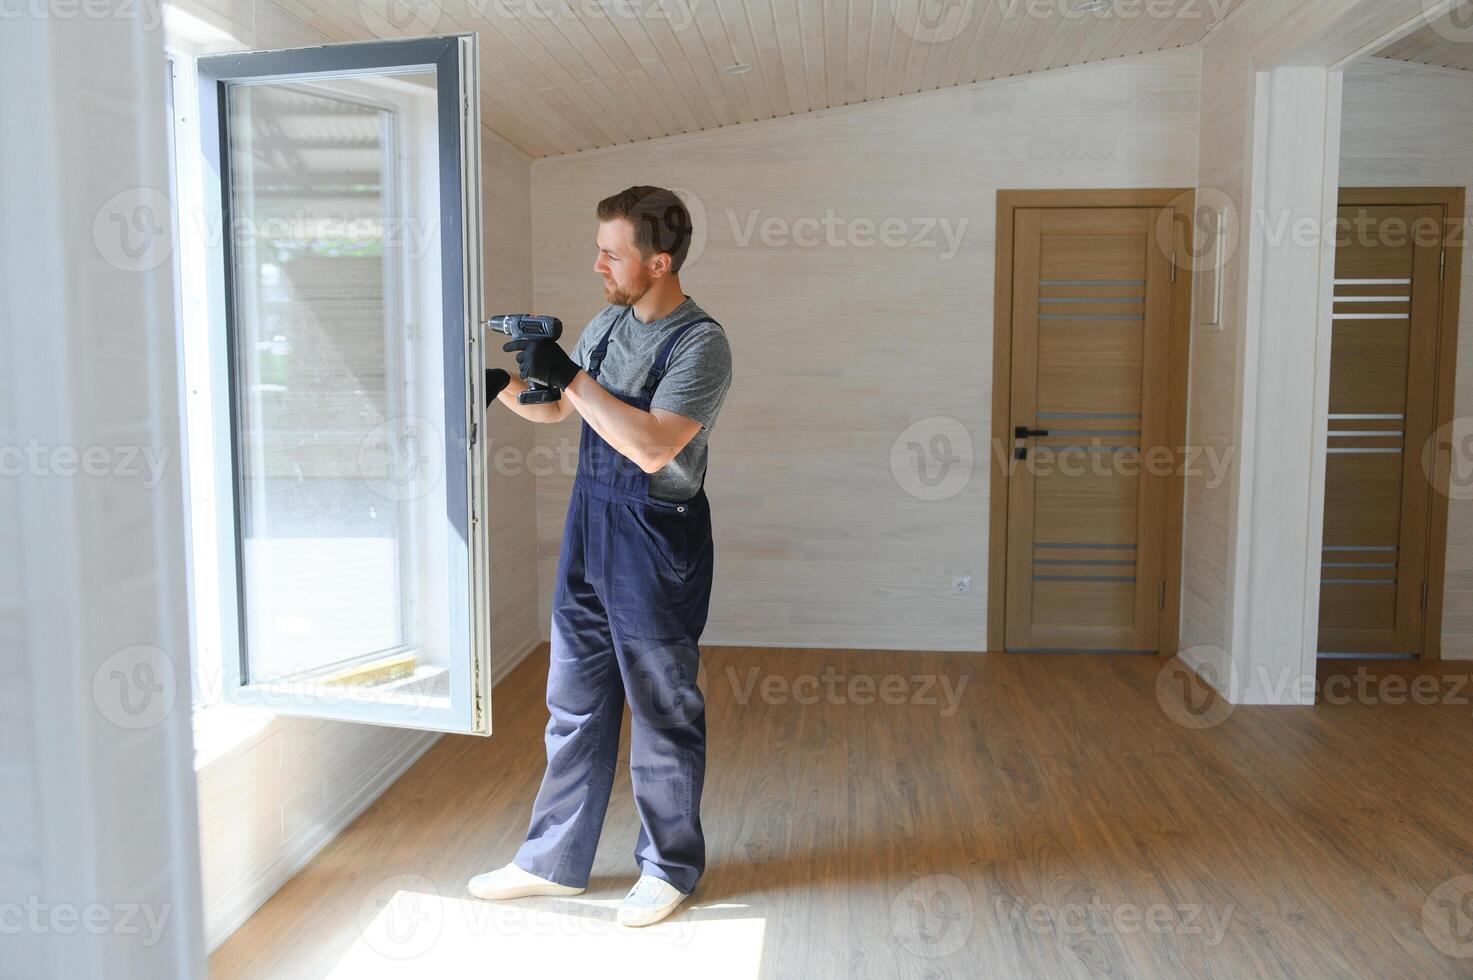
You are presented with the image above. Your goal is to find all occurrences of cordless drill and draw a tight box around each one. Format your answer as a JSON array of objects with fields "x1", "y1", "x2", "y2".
[{"x1": 484, "y1": 314, "x2": 564, "y2": 404}]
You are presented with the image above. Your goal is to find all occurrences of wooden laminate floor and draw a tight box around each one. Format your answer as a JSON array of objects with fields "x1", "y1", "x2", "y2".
[{"x1": 209, "y1": 647, "x2": 1473, "y2": 979}]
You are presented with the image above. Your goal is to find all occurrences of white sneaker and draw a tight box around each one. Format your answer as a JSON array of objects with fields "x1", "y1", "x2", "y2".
[
  {"x1": 467, "y1": 862, "x2": 584, "y2": 900},
  {"x1": 616, "y1": 875, "x2": 687, "y2": 928}
]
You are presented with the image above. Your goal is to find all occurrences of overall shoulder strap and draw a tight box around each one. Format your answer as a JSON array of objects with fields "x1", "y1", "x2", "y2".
[
  {"x1": 584, "y1": 309, "x2": 626, "y2": 378},
  {"x1": 641, "y1": 319, "x2": 717, "y2": 398}
]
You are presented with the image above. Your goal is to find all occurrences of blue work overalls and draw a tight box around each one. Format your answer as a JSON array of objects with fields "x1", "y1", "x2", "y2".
[{"x1": 513, "y1": 317, "x2": 715, "y2": 895}]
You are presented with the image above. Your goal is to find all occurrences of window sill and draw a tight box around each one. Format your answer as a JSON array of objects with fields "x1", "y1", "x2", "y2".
[{"x1": 192, "y1": 701, "x2": 276, "y2": 778}]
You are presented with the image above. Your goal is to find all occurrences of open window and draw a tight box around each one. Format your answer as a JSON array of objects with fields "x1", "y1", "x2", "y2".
[{"x1": 195, "y1": 35, "x2": 491, "y2": 734}]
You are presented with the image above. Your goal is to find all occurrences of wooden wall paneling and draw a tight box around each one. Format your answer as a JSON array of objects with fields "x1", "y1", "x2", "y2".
[
  {"x1": 533, "y1": 53, "x2": 1202, "y2": 652},
  {"x1": 176, "y1": 0, "x2": 1255, "y2": 157},
  {"x1": 1373, "y1": 5, "x2": 1473, "y2": 73}
]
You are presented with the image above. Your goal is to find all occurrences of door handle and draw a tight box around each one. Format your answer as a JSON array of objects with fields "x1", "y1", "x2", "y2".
[{"x1": 1014, "y1": 424, "x2": 1048, "y2": 461}]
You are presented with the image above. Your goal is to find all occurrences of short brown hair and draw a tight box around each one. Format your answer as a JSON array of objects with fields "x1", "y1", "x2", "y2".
[{"x1": 596, "y1": 185, "x2": 694, "y2": 273}]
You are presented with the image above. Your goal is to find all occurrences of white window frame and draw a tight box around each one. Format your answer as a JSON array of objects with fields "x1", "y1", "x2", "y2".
[{"x1": 170, "y1": 35, "x2": 492, "y2": 736}]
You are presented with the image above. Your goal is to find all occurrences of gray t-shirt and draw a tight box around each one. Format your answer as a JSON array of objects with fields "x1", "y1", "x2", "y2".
[{"x1": 569, "y1": 296, "x2": 732, "y2": 502}]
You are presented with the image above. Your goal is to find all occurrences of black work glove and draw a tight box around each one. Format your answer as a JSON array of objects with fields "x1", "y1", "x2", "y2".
[
  {"x1": 502, "y1": 338, "x2": 581, "y2": 390},
  {"x1": 484, "y1": 368, "x2": 511, "y2": 406}
]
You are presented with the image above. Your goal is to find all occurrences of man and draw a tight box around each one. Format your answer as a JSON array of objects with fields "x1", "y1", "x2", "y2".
[{"x1": 470, "y1": 186, "x2": 732, "y2": 928}]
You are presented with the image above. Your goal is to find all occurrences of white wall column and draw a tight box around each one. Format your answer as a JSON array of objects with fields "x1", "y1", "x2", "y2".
[
  {"x1": 0, "y1": 13, "x2": 207, "y2": 980},
  {"x1": 1228, "y1": 66, "x2": 1344, "y2": 704}
]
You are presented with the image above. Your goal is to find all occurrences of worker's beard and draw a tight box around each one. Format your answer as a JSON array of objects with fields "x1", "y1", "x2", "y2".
[{"x1": 603, "y1": 268, "x2": 652, "y2": 307}]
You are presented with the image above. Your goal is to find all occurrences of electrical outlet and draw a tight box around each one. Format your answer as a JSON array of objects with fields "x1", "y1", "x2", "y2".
[{"x1": 952, "y1": 575, "x2": 971, "y2": 594}]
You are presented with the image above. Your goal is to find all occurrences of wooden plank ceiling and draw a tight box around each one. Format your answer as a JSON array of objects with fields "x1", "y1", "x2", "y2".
[
  {"x1": 181, "y1": 0, "x2": 1252, "y2": 157},
  {"x1": 1374, "y1": 1, "x2": 1473, "y2": 73}
]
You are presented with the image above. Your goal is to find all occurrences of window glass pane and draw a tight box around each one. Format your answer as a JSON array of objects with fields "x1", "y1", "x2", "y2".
[{"x1": 227, "y1": 68, "x2": 455, "y2": 711}]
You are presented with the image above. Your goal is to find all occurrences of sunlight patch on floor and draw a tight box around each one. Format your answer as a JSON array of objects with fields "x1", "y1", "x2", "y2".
[{"x1": 327, "y1": 887, "x2": 766, "y2": 979}]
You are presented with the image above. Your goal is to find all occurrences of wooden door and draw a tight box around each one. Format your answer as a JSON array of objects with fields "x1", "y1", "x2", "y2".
[
  {"x1": 1003, "y1": 207, "x2": 1174, "y2": 652},
  {"x1": 1318, "y1": 200, "x2": 1445, "y2": 656}
]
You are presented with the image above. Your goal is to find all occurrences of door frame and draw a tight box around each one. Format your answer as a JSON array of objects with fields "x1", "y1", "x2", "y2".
[
  {"x1": 1335, "y1": 185, "x2": 1466, "y2": 661},
  {"x1": 986, "y1": 188, "x2": 1195, "y2": 655}
]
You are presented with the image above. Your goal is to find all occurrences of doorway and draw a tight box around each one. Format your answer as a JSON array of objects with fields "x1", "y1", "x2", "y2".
[
  {"x1": 987, "y1": 190, "x2": 1194, "y2": 655},
  {"x1": 1319, "y1": 187, "x2": 1465, "y2": 660}
]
